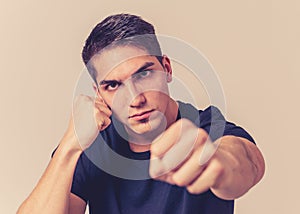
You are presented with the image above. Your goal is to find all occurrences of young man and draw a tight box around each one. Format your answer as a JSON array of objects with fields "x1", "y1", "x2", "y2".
[{"x1": 18, "y1": 14, "x2": 265, "y2": 214}]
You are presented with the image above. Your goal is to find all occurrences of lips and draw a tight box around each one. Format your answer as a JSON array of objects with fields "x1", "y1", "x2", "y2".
[{"x1": 129, "y1": 109, "x2": 154, "y2": 121}]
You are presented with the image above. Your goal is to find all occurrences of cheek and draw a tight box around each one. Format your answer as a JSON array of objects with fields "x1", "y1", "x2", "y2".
[
  {"x1": 100, "y1": 93, "x2": 113, "y2": 107},
  {"x1": 110, "y1": 93, "x2": 128, "y2": 117},
  {"x1": 146, "y1": 91, "x2": 169, "y2": 105}
]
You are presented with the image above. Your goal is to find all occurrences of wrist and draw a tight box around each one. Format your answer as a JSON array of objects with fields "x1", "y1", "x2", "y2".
[{"x1": 58, "y1": 129, "x2": 83, "y2": 156}]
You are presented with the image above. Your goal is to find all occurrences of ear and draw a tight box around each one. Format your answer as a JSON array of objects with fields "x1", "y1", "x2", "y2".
[{"x1": 161, "y1": 55, "x2": 172, "y2": 83}]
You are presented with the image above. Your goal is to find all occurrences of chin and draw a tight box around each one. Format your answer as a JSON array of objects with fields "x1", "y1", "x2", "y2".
[
  {"x1": 129, "y1": 122, "x2": 153, "y2": 135},
  {"x1": 129, "y1": 116, "x2": 167, "y2": 137}
]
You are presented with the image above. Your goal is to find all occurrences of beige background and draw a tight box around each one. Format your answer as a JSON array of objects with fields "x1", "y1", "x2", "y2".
[{"x1": 1, "y1": 0, "x2": 299, "y2": 213}]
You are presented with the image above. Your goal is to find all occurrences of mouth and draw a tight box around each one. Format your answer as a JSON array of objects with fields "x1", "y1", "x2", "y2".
[{"x1": 129, "y1": 109, "x2": 155, "y2": 121}]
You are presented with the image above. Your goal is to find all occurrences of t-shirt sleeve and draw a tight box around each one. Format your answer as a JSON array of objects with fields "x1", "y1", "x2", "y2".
[
  {"x1": 70, "y1": 152, "x2": 91, "y2": 203},
  {"x1": 199, "y1": 106, "x2": 255, "y2": 144}
]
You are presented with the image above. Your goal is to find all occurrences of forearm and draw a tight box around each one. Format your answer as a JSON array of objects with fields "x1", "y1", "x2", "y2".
[
  {"x1": 17, "y1": 134, "x2": 82, "y2": 214},
  {"x1": 210, "y1": 136, "x2": 265, "y2": 200}
]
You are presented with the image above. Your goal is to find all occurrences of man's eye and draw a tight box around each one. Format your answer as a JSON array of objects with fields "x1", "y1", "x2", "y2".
[
  {"x1": 105, "y1": 82, "x2": 120, "y2": 91},
  {"x1": 135, "y1": 70, "x2": 152, "y2": 79}
]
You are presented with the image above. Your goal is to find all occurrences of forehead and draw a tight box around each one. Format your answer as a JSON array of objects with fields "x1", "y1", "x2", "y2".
[{"x1": 91, "y1": 46, "x2": 159, "y2": 81}]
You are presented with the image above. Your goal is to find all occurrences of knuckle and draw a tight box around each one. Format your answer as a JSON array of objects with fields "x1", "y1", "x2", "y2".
[
  {"x1": 149, "y1": 158, "x2": 166, "y2": 178},
  {"x1": 196, "y1": 129, "x2": 209, "y2": 146},
  {"x1": 150, "y1": 144, "x2": 161, "y2": 157},
  {"x1": 198, "y1": 128, "x2": 208, "y2": 138},
  {"x1": 149, "y1": 166, "x2": 159, "y2": 179},
  {"x1": 106, "y1": 118, "x2": 111, "y2": 126},
  {"x1": 172, "y1": 174, "x2": 186, "y2": 187},
  {"x1": 98, "y1": 118, "x2": 104, "y2": 126},
  {"x1": 99, "y1": 117, "x2": 111, "y2": 130},
  {"x1": 211, "y1": 160, "x2": 225, "y2": 176},
  {"x1": 149, "y1": 171, "x2": 156, "y2": 179},
  {"x1": 181, "y1": 118, "x2": 194, "y2": 128},
  {"x1": 187, "y1": 186, "x2": 198, "y2": 194}
]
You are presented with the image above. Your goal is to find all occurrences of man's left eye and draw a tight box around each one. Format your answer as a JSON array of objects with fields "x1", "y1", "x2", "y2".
[{"x1": 135, "y1": 70, "x2": 152, "y2": 79}]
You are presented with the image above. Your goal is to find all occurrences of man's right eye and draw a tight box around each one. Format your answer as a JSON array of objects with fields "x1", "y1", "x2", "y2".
[{"x1": 105, "y1": 81, "x2": 120, "y2": 91}]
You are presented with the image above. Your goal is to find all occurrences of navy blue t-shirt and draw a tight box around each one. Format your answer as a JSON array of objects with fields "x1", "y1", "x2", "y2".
[{"x1": 71, "y1": 102, "x2": 255, "y2": 214}]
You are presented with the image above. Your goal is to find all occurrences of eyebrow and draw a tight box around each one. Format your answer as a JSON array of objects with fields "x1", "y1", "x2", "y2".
[{"x1": 99, "y1": 62, "x2": 155, "y2": 85}]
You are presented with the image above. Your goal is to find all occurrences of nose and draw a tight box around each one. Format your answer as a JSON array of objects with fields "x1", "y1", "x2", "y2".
[{"x1": 126, "y1": 80, "x2": 146, "y2": 108}]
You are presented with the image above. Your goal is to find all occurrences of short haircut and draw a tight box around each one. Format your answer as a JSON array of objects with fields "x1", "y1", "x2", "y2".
[{"x1": 82, "y1": 13, "x2": 163, "y2": 84}]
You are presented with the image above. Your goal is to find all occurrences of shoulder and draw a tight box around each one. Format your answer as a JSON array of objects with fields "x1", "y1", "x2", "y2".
[{"x1": 177, "y1": 101, "x2": 225, "y2": 123}]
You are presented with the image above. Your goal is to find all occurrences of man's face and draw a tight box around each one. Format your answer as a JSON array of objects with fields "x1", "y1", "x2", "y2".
[{"x1": 91, "y1": 46, "x2": 175, "y2": 136}]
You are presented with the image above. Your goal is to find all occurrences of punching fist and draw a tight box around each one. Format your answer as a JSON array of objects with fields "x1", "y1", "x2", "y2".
[{"x1": 149, "y1": 118, "x2": 219, "y2": 194}]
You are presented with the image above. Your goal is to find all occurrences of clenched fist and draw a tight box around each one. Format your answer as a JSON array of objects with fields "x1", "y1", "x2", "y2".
[
  {"x1": 149, "y1": 118, "x2": 219, "y2": 194},
  {"x1": 64, "y1": 94, "x2": 112, "y2": 151}
]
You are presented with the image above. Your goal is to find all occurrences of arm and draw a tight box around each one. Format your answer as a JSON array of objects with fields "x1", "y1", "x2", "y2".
[
  {"x1": 17, "y1": 133, "x2": 85, "y2": 214},
  {"x1": 201, "y1": 135, "x2": 265, "y2": 200},
  {"x1": 17, "y1": 95, "x2": 112, "y2": 214}
]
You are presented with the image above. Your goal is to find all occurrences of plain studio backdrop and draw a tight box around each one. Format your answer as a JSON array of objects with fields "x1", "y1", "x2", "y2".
[{"x1": 1, "y1": 0, "x2": 299, "y2": 213}]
